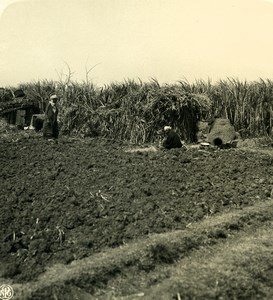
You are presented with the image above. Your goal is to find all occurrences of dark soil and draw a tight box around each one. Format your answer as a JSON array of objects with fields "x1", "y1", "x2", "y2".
[{"x1": 1, "y1": 133, "x2": 273, "y2": 283}]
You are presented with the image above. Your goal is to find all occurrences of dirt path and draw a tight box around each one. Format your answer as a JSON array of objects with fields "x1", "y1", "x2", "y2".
[
  {"x1": 95, "y1": 223, "x2": 273, "y2": 300},
  {"x1": 12, "y1": 197, "x2": 273, "y2": 299},
  {"x1": 142, "y1": 223, "x2": 273, "y2": 300}
]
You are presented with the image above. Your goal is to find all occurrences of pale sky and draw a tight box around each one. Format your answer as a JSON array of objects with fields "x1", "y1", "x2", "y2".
[{"x1": 0, "y1": 0, "x2": 273, "y2": 87}]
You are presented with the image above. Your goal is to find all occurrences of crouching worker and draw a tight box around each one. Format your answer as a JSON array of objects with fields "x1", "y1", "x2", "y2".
[
  {"x1": 43, "y1": 94, "x2": 59, "y2": 140},
  {"x1": 162, "y1": 126, "x2": 182, "y2": 149}
]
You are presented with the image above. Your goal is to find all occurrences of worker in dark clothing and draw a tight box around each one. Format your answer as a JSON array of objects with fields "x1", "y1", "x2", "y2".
[
  {"x1": 162, "y1": 126, "x2": 182, "y2": 149},
  {"x1": 43, "y1": 94, "x2": 59, "y2": 139}
]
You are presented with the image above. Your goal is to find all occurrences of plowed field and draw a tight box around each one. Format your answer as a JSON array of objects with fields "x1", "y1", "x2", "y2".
[{"x1": 1, "y1": 130, "x2": 273, "y2": 299}]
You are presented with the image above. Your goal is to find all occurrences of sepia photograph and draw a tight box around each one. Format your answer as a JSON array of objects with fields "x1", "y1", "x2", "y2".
[{"x1": 1, "y1": 0, "x2": 273, "y2": 299}]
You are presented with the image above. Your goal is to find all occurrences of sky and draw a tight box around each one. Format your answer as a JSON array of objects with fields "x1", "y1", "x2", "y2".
[{"x1": 0, "y1": 0, "x2": 273, "y2": 87}]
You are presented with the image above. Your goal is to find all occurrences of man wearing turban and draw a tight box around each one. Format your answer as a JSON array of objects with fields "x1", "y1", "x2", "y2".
[
  {"x1": 162, "y1": 126, "x2": 182, "y2": 149},
  {"x1": 43, "y1": 94, "x2": 59, "y2": 140}
]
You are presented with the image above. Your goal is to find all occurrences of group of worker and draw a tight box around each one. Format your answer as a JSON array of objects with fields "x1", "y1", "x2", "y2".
[{"x1": 42, "y1": 94, "x2": 183, "y2": 149}]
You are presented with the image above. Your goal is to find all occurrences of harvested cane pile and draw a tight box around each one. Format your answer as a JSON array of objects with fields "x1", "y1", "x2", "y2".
[
  {"x1": 59, "y1": 81, "x2": 211, "y2": 143},
  {"x1": 0, "y1": 98, "x2": 38, "y2": 115}
]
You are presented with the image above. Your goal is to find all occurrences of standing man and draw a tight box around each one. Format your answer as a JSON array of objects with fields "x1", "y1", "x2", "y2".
[
  {"x1": 43, "y1": 94, "x2": 59, "y2": 140},
  {"x1": 162, "y1": 126, "x2": 182, "y2": 149}
]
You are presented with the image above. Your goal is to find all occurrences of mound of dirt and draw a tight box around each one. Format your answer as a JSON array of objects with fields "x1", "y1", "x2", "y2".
[
  {"x1": 207, "y1": 118, "x2": 236, "y2": 146},
  {"x1": 1, "y1": 133, "x2": 273, "y2": 284}
]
